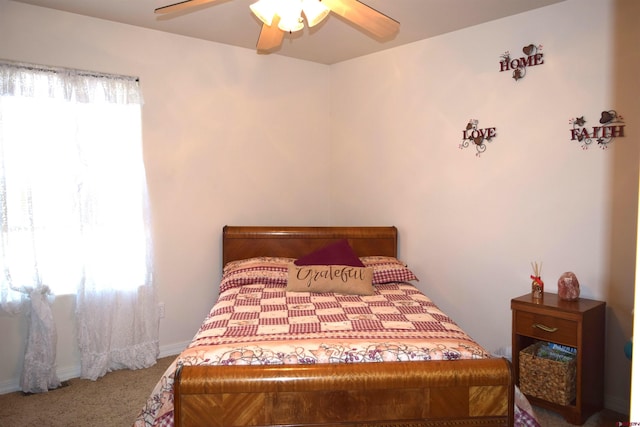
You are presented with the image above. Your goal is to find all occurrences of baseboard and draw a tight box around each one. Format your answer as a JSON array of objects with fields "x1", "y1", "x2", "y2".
[
  {"x1": 0, "y1": 377, "x2": 20, "y2": 395},
  {"x1": 0, "y1": 340, "x2": 189, "y2": 395},
  {"x1": 0, "y1": 364, "x2": 80, "y2": 395},
  {"x1": 159, "y1": 340, "x2": 189, "y2": 358},
  {"x1": 605, "y1": 393, "x2": 630, "y2": 415}
]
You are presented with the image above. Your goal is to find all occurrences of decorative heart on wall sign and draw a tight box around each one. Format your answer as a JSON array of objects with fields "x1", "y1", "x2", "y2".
[
  {"x1": 522, "y1": 44, "x2": 536, "y2": 56},
  {"x1": 600, "y1": 111, "x2": 614, "y2": 124}
]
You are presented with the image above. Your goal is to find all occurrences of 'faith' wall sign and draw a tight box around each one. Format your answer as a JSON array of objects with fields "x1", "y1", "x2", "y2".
[{"x1": 570, "y1": 111, "x2": 625, "y2": 149}]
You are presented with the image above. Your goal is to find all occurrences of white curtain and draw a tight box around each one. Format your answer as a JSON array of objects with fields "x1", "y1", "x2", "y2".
[
  {"x1": 0, "y1": 60, "x2": 158, "y2": 386},
  {"x1": 20, "y1": 285, "x2": 61, "y2": 393}
]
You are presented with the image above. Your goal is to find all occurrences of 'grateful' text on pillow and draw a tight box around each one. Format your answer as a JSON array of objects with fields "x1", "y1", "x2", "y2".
[{"x1": 287, "y1": 264, "x2": 375, "y2": 295}]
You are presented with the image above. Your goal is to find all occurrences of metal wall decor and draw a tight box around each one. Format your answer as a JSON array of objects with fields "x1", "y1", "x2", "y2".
[
  {"x1": 459, "y1": 119, "x2": 497, "y2": 157},
  {"x1": 569, "y1": 110, "x2": 625, "y2": 149},
  {"x1": 499, "y1": 44, "x2": 544, "y2": 81}
]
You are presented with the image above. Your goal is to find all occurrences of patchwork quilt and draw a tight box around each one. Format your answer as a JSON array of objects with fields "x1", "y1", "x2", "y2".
[
  {"x1": 134, "y1": 256, "x2": 539, "y2": 427},
  {"x1": 133, "y1": 281, "x2": 492, "y2": 427}
]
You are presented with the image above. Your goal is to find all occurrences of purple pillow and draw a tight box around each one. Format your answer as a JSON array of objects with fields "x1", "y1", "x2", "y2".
[{"x1": 294, "y1": 239, "x2": 365, "y2": 267}]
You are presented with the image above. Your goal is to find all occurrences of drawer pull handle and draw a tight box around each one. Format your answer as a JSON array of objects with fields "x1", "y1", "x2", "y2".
[{"x1": 533, "y1": 323, "x2": 558, "y2": 333}]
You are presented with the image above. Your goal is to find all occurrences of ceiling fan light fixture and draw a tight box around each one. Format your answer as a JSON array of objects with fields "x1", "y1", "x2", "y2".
[
  {"x1": 277, "y1": 1, "x2": 304, "y2": 32},
  {"x1": 302, "y1": 0, "x2": 330, "y2": 27},
  {"x1": 249, "y1": 0, "x2": 279, "y2": 26},
  {"x1": 157, "y1": 0, "x2": 399, "y2": 54}
]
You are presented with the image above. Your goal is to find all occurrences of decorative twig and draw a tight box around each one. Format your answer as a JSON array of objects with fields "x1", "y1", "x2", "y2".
[{"x1": 530, "y1": 261, "x2": 542, "y2": 278}]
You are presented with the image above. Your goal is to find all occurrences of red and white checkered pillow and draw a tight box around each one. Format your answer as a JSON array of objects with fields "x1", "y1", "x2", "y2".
[
  {"x1": 360, "y1": 256, "x2": 419, "y2": 284},
  {"x1": 220, "y1": 257, "x2": 292, "y2": 293}
]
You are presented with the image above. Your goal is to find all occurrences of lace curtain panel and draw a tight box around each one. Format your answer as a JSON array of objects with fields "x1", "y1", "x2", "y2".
[
  {"x1": 21, "y1": 286, "x2": 61, "y2": 393},
  {"x1": 0, "y1": 60, "x2": 158, "y2": 388}
]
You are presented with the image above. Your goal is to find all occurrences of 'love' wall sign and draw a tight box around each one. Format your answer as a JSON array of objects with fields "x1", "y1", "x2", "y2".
[{"x1": 460, "y1": 119, "x2": 497, "y2": 157}]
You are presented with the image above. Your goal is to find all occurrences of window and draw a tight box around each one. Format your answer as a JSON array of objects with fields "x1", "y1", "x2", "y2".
[
  {"x1": 1, "y1": 61, "x2": 158, "y2": 383},
  {"x1": 0, "y1": 61, "x2": 151, "y2": 307}
]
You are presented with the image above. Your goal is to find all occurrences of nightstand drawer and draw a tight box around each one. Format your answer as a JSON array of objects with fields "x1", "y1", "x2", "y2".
[{"x1": 514, "y1": 310, "x2": 578, "y2": 346}]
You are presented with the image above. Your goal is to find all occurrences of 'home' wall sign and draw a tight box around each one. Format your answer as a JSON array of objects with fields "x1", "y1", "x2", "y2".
[{"x1": 500, "y1": 44, "x2": 544, "y2": 81}]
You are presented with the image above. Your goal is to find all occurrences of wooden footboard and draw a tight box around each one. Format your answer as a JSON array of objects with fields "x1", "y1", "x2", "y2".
[{"x1": 174, "y1": 358, "x2": 514, "y2": 427}]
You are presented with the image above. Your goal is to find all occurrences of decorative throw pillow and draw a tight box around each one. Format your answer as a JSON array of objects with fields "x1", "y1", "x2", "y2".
[
  {"x1": 360, "y1": 256, "x2": 419, "y2": 284},
  {"x1": 220, "y1": 257, "x2": 293, "y2": 293},
  {"x1": 286, "y1": 264, "x2": 375, "y2": 296},
  {"x1": 294, "y1": 239, "x2": 365, "y2": 267}
]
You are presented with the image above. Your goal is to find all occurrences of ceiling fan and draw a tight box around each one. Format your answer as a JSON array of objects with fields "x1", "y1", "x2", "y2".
[{"x1": 154, "y1": 0, "x2": 400, "y2": 53}]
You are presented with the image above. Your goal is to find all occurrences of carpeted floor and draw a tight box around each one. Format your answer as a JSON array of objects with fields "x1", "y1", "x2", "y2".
[
  {"x1": 0, "y1": 355, "x2": 629, "y2": 426},
  {"x1": 0, "y1": 356, "x2": 175, "y2": 427},
  {"x1": 534, "y1": 406, "x2": 628, "y2": 426}
]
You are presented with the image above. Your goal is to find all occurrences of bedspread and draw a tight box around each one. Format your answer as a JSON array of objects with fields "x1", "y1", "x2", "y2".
[{"x1": 134, "y1": 282, "x2": 499, "y2": 427}]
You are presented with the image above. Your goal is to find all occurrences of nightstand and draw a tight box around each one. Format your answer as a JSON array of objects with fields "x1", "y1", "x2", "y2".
[{"x1": 511, "y1": 292, "x2": 605, "y2": 425}]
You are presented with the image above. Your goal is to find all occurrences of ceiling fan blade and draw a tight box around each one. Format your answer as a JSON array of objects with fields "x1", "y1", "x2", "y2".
[
  {"x1": 321, "y1": 0, "x2": 399, "y2": 39},
  {"x1": 256, "y1": 16, "x2": 285, "y2": 52},
  {"x1": 154, "y1": 0, "x2": 221, "y2": 15}
]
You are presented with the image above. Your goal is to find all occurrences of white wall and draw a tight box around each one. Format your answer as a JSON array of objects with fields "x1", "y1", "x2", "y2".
[
  {"x1": 328, "y1": 0, "x2": 638, "y2": 414},
  {"x1": 0, "y1": 0, "x2": 331, "y2": 390}
]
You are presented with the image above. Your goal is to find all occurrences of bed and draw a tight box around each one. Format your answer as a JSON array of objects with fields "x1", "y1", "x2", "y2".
[{"x1": 135, "y1": 225, "x2": 517, "y2": 427}]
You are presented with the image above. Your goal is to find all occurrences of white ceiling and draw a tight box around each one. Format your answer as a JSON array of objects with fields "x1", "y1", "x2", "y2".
[{"x1": 12, "y1": 0, "x2": 566, "y2": 64}]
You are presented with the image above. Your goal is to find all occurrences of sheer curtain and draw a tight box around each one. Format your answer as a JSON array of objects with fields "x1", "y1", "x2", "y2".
[{"x1": 0, "y1": 60, "x2": 158, "y2": 386}]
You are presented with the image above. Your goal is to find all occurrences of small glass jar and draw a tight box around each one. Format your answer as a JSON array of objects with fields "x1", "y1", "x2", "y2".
[{"x1": 531, "y1": 277, "x2": 543, "y2": 300}]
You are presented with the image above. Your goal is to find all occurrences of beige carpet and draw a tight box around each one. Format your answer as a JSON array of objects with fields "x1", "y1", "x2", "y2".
[
  {"x1": 0, "y1": 356, "x2": 175, "y2": 427},
  {"x1": 534, "y1": 406, "x2": 628, "y2": 426},
  {"x1": 0, "y1": 355, "x2": 629, "y2": 426}
]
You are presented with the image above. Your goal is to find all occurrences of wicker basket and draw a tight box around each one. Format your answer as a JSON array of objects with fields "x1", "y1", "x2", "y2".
[{"x1": 519, "y1": 342, "x2": 577, "y2": 405}]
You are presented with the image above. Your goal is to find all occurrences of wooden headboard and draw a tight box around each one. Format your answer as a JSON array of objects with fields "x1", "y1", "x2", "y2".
[{"x1": 222, "y1": 226, "x2": 397, "y2": 266}]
